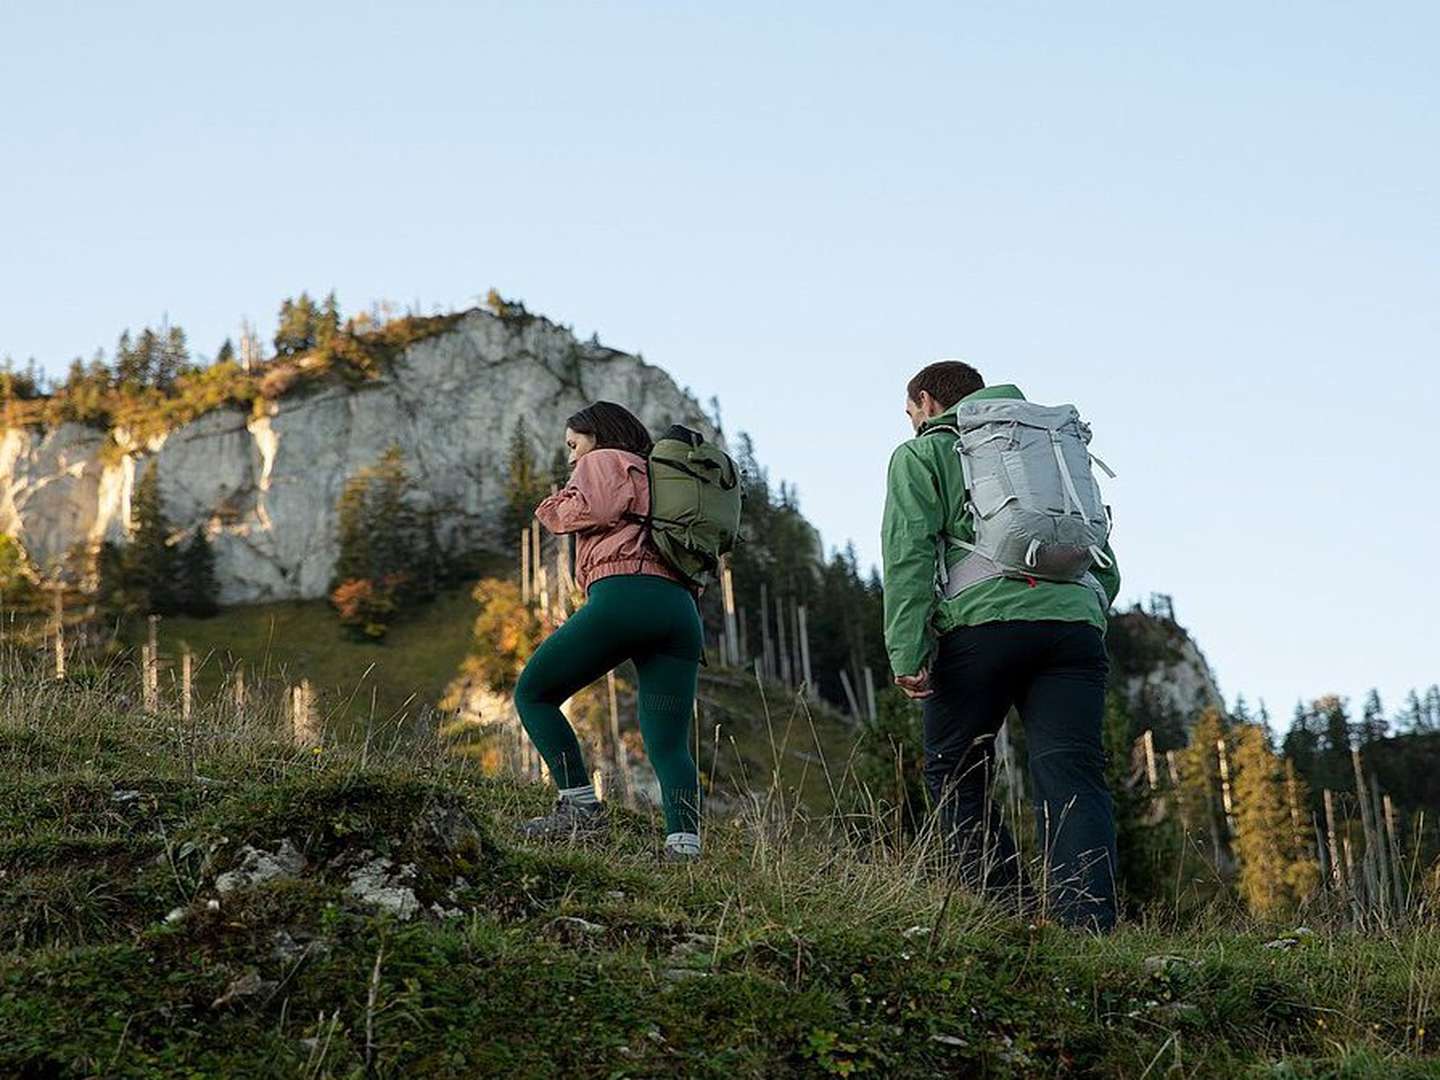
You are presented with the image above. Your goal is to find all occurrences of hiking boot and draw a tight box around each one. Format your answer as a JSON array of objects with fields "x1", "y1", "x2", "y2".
[{"x1": 517, "y1": 798, "x2": 608, "y2": 841}]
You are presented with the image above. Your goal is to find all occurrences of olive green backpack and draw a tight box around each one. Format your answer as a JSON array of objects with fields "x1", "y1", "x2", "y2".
[{"x1": 631, "y1": 425, "x2": 743, "y2": 589}]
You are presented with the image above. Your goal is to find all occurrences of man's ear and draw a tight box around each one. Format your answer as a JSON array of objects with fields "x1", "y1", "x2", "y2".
[{"x1": 919, "y1": 390, "x2": 941, "y2": 418}]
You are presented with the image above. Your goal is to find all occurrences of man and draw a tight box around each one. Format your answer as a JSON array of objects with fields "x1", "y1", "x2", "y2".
[{"x1": 881, "y1": 360, "x2": 1121, "y2": 931}]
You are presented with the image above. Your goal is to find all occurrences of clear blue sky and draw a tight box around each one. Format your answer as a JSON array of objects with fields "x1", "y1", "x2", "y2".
[{"x1": 2, "y1": 2, "x2": 1436, "y2": 725}]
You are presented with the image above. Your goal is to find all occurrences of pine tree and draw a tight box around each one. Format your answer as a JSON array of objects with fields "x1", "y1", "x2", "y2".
[
  {"x1": 1230, "y1": 724, "x2": 1320, "y2": 917},
  {"x1": 126, "y1": 463, "x2": 179, "y2": 615},
  {"x1": 274, "y1": 293, "x2": 320, "y2": 357},
  {"x1": 215, "y1": 339, "x2": 236, "y2": 366},
  {"x1": 154, "y1": 325, "x2": 189, "y2": 390},
  {"x1": 115, "y1": 330, "x2": 143, "y2": 388},
  {"x1": 368, "y1": 446, "x2": 422, "y2": 600},
  {"x1": 134, "y1": 329, "x2": 160, "y2": 388},
  {"x1": 502, "y1": 418, "x2": 548, "y2": 541},
  {"x1": 1104, "y1": 688, "x2": 1182, "y2": 910},
  {"x1": 333, "y1": 472, "x2": 374, "y2": 585},
  {"x1": 330, "y1": 446, "x2": 431, "y2": 639},
  {"x1": 1282, "y1": 702, "x2": 1321, "y2": 794},
  {"x1": 319, "y1": 291, "x2": 342, "y2": 345},
  {"x1": 1177, "y1": 707, "x2": 1232, "y2": 873},
  {"x1": 1400, "y1": 689, "x2": 1425, "y2": 732},
  {"x1": 1232, "y1": 694, "x2": 1253, "y2": 724},
  {"x1": 94, "y1": 539, "x2": 127, "y2": 616},
  {"x1": 1314, "y1": 695, "x2": 1354, "y2": 793},
  {"x1": 1423, "y1": 686, "x2": 1440, "y2": 732},
  {"x1": 1359, "y1": 689, "x2": 1388, "y2": 747},
  {"x1": 178, "y1": 529, "x2": 220, "y2": 617}
]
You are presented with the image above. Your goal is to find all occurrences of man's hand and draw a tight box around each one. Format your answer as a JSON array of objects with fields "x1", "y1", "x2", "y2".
[{"x1": 894, "y1": 668, "x2": 933, "y2": 700}]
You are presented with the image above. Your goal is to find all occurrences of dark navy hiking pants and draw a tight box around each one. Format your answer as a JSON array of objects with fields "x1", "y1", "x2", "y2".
[{"x1": 922, "y1": 620, "x2": 1117, "y2": 931}]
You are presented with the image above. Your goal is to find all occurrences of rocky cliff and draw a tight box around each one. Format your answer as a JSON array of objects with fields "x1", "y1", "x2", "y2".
[
  {"x1": 0, "y1": 310, "x2": 714, "y2": 603},
  {"x1": 1107, "y1": 604, "x2": 1224, "y2": 741}
]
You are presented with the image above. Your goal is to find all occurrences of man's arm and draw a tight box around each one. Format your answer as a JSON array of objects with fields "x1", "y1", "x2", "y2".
[{"x1": 881, "y1": 442, "x2": 942, "y2": 678}]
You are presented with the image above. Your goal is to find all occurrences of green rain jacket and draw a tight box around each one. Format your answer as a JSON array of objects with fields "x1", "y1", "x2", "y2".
[{"x1": 881, "y1": 384, "x2": 1121, "y2": 677}]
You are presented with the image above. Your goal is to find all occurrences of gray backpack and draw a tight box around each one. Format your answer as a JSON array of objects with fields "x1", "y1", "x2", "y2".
[{"x1": 931, "y1": 399, "x2": 1115, "y2": 607}]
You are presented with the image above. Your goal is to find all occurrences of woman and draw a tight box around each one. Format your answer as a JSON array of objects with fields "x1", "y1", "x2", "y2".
[{"x1": 514, "y1": 401, "x2": 704, "y2": 862}]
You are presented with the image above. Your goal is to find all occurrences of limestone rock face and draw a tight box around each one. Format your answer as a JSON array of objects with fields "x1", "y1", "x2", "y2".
[
  {"x1": 1107, "y1": 607, "x2": 1224, "y2": 737},
  {"x1": 0, "y1": 310, "x2": 715, "y2": 603}
]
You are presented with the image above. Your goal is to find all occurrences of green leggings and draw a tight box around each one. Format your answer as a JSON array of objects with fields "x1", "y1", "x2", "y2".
[{"x1": 514, "y1": 574, "x2": 702, "y2": 836}]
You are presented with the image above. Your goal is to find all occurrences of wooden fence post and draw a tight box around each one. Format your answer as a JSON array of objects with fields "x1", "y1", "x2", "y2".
[
  {"x1": 838, "y1": 668, "x2": 862, "y2": 719},
  {"x1": 789, "y1": 599, "x2": 802, "y2": 691},
  {"x1": 555, "y1": 543, "x2": 570, "y2": 620},
  {"x1": 292, "y1": 679, "x2": 319, "y2": 749},
  {"x1": 775, "y1": 591, "x2": 792, "y2": 687},
  {"x1": 142, "y1": 644, "x2": 159, "y2": 713},
  {"x1": 606, "y1": 670, "x2": 634, "y2": 807},
  {"x1": 1215, "y1": 737, "x2": 1236, "y2": 837},
  {"x1": 521, "y1": 529, "x2": 531, "y2": 604},
  {"x1": 1323, "y1": 789, "x2": 1345, "y2": 893},
  {"x1": 758, "y1": 582, "x2": 774, "y2": 681},
  {"x1": 181, "y1": 650, "x2": 193, "y2": 725},
  {"x1": 1311, "y1": 811, "x2": 1329, "y2": 885},
  {"x1": 1382, "y1": 794, "x2": 1405, "y2": 911},
  {"x1": 531, "y1": 521, "x2": 544, "y2": 613},
  {"x1": 796, "y1": 604, "x2": 814, "y2": 697},
  {"x1": 720, "y1": 559, "x2": 739, "y2": 669},
  {"x1": 996, "y1": 719, "x2": 1026, "y2": 830},
  {"x1": 1351, "y1": 748, "x2": 1382, "y2": 912},
  {"x1": 52, "y1": 588, "x2": 65, "y2": 681}
]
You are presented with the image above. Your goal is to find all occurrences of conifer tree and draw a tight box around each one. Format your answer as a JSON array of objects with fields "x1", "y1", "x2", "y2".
[
  {"x1": 1359, "y1": 689, "x2": 1388, "y2": 747},
  {"x1": 1104, "y1": 688, "x2": 1182, "y2": 910},
  {"x1": 319, "y1": 291, "x2": 342, "y2": 345},
  {"x1": 1230, "y1": 724, "x2": 1320, "y2": 917},
  {"x1": 94, "y1": 540, "x2": 134, "y2": 617},
  {"x1": 126, "y1": 463, "x2": 179, "y2": 614},
  {"x1": 115, "y1": 330, "x2": 142, "y2": 388},
  {"x1": 178, "y1": 529, "x2": 220, "y2": 617},
  {"x1": 1400, "y1": 689, "x2": 1425, "y2": 732},
  {"x1": 1422, "y1": 686, "x2": 1440, "y2": 732},
  {"x1": 333, "y1": 472, "x2": 374, "y2": 585},
  {"x1": 274, "y1": 293, "x2": 321, "y2": 357},
  {"x1": 330, "y1": 446, "x2": 431, "y2": 638},
  {"x1": 1282, "y1": 702, "x2": 1321, "y2": 794},
  {"x1": 502, "y1": 418, "x2": 548, "y2": 541},
  {"x1": 154, "y1": 326, "x2": 189, "y2": 390},
  {"x1": 215, "y1": 339, "x2": 236, "y2": 366},
  {"x1": 368, "y1": 446, "x2": 423, "y2": 600},
  {"x1": 1177, "y1": 707, "x2": 1231, "y2": 872},
  {"x1": 1314, "y1": 695, "x2": 1354, "y2": 794}
]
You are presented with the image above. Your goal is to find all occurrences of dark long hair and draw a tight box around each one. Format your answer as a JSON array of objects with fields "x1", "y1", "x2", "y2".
[{"x1": 565, "y1": 401, "x2": 654, "y2": 457}]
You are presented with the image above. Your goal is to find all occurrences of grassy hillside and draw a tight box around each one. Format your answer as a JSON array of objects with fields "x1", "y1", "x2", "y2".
[
  {"x1": 122, "y1": 584, "x2": 487, "y2": 736},
  {"x1": 108, "y1": 579, "x2": 863, "y2": 815},
  {"x1": 2, "y1": 660, "x2": 1436, "y2": 1078}
]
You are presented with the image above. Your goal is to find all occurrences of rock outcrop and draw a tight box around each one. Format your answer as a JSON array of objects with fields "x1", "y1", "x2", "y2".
[
  {"x1": 1107, "y1": 604, "x2": 1224, "y2": 740},
  {"x1": 0, "y1": 310, "x2": 714, "y2": 603}
]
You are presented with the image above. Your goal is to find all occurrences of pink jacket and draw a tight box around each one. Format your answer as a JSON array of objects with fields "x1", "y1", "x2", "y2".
[{"x1": 534, "y1": 448, "x2": 682, "y2": 593}]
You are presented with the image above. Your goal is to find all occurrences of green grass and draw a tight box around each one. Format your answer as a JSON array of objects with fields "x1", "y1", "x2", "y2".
[
  {"x1": 102, "y1": 578, "x2": 864, "y2": 814},
  {"x1": 1, "y1": 661, "x2": 1437, "y2": 1078},
  {"x1": 119, "y1": 581, "x2": 494, "y2": 732}
]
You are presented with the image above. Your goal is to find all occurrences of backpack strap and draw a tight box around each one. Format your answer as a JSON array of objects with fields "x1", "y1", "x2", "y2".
[
  {"x1": 1048, "y1": 430, "x2": 1087, "y2": 518},
  {"x1": 917, "y1": 422, "x2": 969, "y2": 591}
]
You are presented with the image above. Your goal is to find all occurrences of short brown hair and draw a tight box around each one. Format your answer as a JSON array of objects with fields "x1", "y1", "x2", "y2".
[{"x1": 906, "y1": 360, "x2": 984, "y2": 410}]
